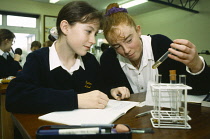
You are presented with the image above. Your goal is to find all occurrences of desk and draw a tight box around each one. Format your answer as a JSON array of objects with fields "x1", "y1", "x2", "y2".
[
  {"x1": 12, "y1": 93, "x2": 210, "y2": 139},
  {"x1": 0, "y1": 83, "x2": 14, "y2": 139}
]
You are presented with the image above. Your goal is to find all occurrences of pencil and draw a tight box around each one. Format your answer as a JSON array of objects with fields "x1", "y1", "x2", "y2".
[{"x1": 135, "y1": 111, "x2": 151, "y2": 118}]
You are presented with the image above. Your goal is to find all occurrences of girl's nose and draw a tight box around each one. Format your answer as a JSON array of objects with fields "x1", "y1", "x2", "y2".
[
  {"x1": 89, "y1": 35, "x2": 96, "y2": 45},
  {"x1": 123, "y1": 45, "x2": 130, "y2": 54}
]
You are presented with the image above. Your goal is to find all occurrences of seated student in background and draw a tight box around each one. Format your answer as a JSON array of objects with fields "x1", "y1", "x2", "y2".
[
  {"x1": 48, "y1": 27, "x2": 58, "y2": 42},
  {"x1": 30, "y1": 40, "x2": 41, "y2": 52},
  {"x1": 15, "y1": 48, "x2": 28, "y2": 67},
  {"x1": 100, "y1": 3, "x2": 210, "y2": 100},
  {"x1": 6, "y1": 1, "x2": 109, "y2": 113},
  {"x1": 42, "y1": 28, "x2": 58, "y2": 48},
  {"x1": 43, "y1": 40, "x2": 53, "y2": 47},
  {"x1": 0, "y1": 29, "x2": 22, "y2": 78},
  {"x1": 19, "y1": 40, "x2": 41, "y2": 67}
]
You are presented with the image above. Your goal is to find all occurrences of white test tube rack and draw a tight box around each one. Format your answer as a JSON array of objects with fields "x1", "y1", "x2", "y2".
[{"x1": 150, "y1": 83, "x2": 192, "y2": 129}]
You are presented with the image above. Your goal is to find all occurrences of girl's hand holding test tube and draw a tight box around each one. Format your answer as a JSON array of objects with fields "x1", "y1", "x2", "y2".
[
  {"x1": 168, "y1": 39, "x2": 203, "y2": 73},
  {"x1": 153, "y1": 39, "x2": 203, "y2": 73}
]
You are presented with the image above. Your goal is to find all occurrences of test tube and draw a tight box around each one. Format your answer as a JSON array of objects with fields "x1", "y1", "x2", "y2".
[
  {"x1": 152, "y1": 51, "x2": 170, "y2": 69},
  {"x1": 169, "y1": 70, "x2": 176, "y2": 84},
  {"x1": 179, "y1": 75, "x2": 186, "y2": 85},
  {"x1": 155, "y1": 74, "x2": 162, "y2": 83}
]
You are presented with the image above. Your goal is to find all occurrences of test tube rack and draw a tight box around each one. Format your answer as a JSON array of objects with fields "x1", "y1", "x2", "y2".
[{"x1": 150, "y1": 83, "x2": 192, "y2": 129}]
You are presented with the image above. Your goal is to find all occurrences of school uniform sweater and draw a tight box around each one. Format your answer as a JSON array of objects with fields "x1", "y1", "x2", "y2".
[
  {"x1": 100, "y1": 34, "x2": 210, "y2": 96},
  {"x1": 6, "y1": 47, "x2": 101, "y2": 113},
  {"x1": 0, "y1": 54, "x2": 22, "y2": 78}
]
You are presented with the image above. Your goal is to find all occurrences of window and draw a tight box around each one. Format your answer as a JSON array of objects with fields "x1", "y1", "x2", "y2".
[
  {"x1": 7, "y1": 15, "x2": 36, "y2": 28},
  {"x1": 0, "y1": 12, "x2": 39, "y2": 54},
  {"x1": 13, "y1": 33, "x2": 35, "y2": 52}
]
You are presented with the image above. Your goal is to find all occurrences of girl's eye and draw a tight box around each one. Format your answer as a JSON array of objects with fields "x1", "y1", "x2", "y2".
[
  {"x1": 113, "y1": 45, "x2": 121, "y2": 49},
  {"x1": 86, "y1": 30, "x2": 91, "y2": 34},
  {"x1": 127, "y1": 39, "x2": 132, "y2": 43}
]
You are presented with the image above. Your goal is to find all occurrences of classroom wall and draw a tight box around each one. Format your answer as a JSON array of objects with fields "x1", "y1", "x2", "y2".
[
  {"x1": 0, "y1": 0, "x2": 63, "y2": 43},
  {"x1": 133, "y1": 0, "x2": 210, "y2": 64}
]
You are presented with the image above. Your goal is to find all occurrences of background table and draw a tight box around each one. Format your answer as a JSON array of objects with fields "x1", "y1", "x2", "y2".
[
  {"x1": 12, "y1": 93, "x2": 210, "y2": 139},
  {"x1": 0, "y1": 83, "x2": 14, "y2": 139}
]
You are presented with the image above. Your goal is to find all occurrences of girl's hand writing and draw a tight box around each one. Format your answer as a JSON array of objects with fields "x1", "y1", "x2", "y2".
[
  {"x1": 111, "y1": 87, "x2": 130, "y2": 100},
  {"x1": 78, "y1": 90, "x2": 109, "y2": 109}
]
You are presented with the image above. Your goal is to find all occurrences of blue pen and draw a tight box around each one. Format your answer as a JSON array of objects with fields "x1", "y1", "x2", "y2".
[
  {"x1": 39, "y1": 127, "x2": 154, "y2": 135},
  {"x1": 39, "y1": 129, "x2": 60, "y2": 135},
  {"x1": 39, "y1": 127, "x2": 102, "y2": 135}
]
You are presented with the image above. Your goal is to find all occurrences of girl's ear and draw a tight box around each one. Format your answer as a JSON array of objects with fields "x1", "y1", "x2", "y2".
[
  {"x1": 136, "y1": 25, "x2": 141, "y2": 37},
  {"x1": 5, "y1": 39, "x2": 9, "y2": 43},
  {"x1": 60, "y1": 20, "x2": 69, "y2": 36},
  {"x1": 2, "y1": 39, "x2": 9, "y2": 45}
]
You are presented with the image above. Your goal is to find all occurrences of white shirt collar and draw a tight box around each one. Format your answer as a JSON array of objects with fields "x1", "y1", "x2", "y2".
[
  {"x1": 118, "y1": 54, "x2": 135, "y2": 69},
  {"x1": 0, "y1": 49, "x2": 4, "y2": 56},
  {"x1": 49, "y1": 42, "x2": 85, "y2": 75},
  {"x1": 139, "y1": 35, "x2": 154, "y2": 71},
  {"x1": 141, "y1": 35, "x2": 154, "y2": 60},
  {"x1": 0, "y1": 49, "x2": 9, "y2": 56}
]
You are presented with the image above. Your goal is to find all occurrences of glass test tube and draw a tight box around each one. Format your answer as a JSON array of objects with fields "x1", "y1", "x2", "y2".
[
  {"x1": 152, "y1": 51, "x2": 170, "y2": 69},
  {"x1": 169, "y1": 70, "x2": 176, "y2": 84},
  {"x1": 155, "y1": 74, "x2": 162, "y2": 83},
  {"x1": 179, "y1": 75, "x2": 186, "y2": 85}
]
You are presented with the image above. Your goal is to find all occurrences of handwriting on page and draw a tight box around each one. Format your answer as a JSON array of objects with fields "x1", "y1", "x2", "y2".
[{"x1": 105, "y1": 100, "x2": 139, "y2": 113}]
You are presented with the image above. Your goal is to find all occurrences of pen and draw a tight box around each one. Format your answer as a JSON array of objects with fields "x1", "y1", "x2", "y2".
[
  {"x1": 131, "y1": 128, "x2": 154, "y2": 134},
  {"x1": 39, "y1": 127, "x2": 154, "y2": 135},
  {"x1": 135, "y1": 111, "x2": 151, "y2": 118},
  {"x1": 117, "y1": 94, "x2": 122, "y2": 97},
  {"x1": 39, "y1": 127, "x2": 102, "y2": 135},
  {"x1": 39, "y1": 126, "x2": 122, "y2": 135},
  {"x1": 152, "y1": 51, "x2": 170, "y2": 69}
]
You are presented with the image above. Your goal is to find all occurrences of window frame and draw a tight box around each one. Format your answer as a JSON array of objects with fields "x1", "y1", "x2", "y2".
[
  {"x1": 43, "y1": 15, "x2": 57, "y2": 42},
  {"x1": 0, "y1": 11, "x2": 40, "y2": 51}
]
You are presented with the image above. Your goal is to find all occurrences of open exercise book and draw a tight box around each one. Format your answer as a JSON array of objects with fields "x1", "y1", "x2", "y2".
[{"x1": 38, "y1": 100, "x2": 139, "y2": 125}]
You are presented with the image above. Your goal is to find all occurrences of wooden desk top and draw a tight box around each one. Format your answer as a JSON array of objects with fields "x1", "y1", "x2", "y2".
[{"x1": 12, "y1": 93, "x2": 210, "y2": 139}]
